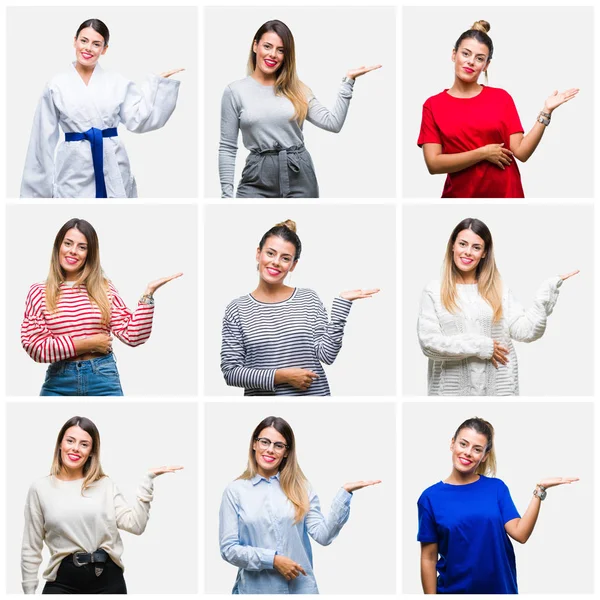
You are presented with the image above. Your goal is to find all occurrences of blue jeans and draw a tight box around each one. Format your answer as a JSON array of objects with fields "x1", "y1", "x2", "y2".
[{"x1": 40, "y1": 353, "x2": 124, "y2": 396}]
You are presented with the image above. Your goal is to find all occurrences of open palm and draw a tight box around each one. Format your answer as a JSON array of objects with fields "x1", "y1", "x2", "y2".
[{"x1": 544, "y1": 88, "x2": 579, "y2": 112}]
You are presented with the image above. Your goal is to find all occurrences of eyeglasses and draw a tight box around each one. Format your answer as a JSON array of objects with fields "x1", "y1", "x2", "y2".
[{"x1": 255, "y1": 437, "x2": 289, "y2": 453}]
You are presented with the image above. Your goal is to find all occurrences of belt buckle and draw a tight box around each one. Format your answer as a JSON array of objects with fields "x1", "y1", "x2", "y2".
[{"x1": 72, "y1": 552, "x2": 87, "y2": 567}]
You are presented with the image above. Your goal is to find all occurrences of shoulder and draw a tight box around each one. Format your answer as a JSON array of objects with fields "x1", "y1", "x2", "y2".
[
  {"x1": 25, "y1": 283, "x2": 47, "y2": 304},
  {"x1": 418, "y1": 481, "x2": 444, "y2": 503},
  {"x1": 224, "y1": 294, "x2": 251, "y2": 316},
  {"x1": 27, "y1": 475, "x2": 53, "y2": 494},
  {"x1": 295, "y1": 288, "x2": 320, "y2": 301},
  {"x1": 223, "y1": 478, "x2": 251, "y2": 499},
  {"x1": 483, "y1": 86, "x2": 515, "y2": 103},
  {"x1": 480, "y1": 475, "x2": 509, "y2": 490},
  {"x1": 423, "y1": 90, "x2": 450, "y2": 107},
  {"x1": 27, "y1": 282, "x2": 47, "y2": 295},
  {"x1": 423, "y1": 280, "x2": 441, "y2": 295},
  {"x1": 224, "y1": 77, "x2": 253, "y2": 96}
]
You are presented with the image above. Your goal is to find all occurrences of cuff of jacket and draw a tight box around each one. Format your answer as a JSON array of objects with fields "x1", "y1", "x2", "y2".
[
  {"x1": 478, "y1": 337, "x2": 495, "y2": 360},
  {"x1": 260, "y1": 548, "x2": 277, "y2": 569}
]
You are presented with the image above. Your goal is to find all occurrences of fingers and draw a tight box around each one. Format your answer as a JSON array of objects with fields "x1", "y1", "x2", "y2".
[
  {"x1": 491, "y1": 357, "x2": 499, "y2": 369},
  {"x1": 160, "y1": 68, "x2": 185, "y2": 78},
  {"x1": 560, "y1": 269, "x2": 580, "y2": 280}
]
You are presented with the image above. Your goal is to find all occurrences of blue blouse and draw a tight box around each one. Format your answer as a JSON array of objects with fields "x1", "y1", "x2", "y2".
[
  {"x1": 417, "y1": 475, "x2": 520, "y2": 594},
  {"x1": 219, "y1": 472, "x2": 352, "y2": 594}
]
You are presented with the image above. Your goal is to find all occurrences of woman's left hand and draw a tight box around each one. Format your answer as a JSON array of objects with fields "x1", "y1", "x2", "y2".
[
  {"x1": 150, "y1": 465, "x2": 184, "y2": 477},
  {"x1": 346, "y1": 65, "x2": 382, "y2": 80},
  {"x1": 343, "y1": 480, "x2": 382, "y2": 493},
  {"x1": 160, "y1": 68, "x2": 185, "y2": 78},
  {"x1": 560, "y1": 269, "x2": 580, "y2": 281},
  {"x1": 145, "y1": 272, "x2": 183, "y2": 296},
  {"x1": 340, "y1": 288, "x2": 380, "y2": 301},
  {"x1": 544, "y1": 88, "x2": 579, "y2": 113},
  {"x1": 537, "y1": 476, "x2": 579, "y2": 489}
]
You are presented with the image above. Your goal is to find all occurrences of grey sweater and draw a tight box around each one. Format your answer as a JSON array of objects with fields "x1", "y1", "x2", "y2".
[{"x1": 219, "y1": 76, "x2": 355, "y2": 197}]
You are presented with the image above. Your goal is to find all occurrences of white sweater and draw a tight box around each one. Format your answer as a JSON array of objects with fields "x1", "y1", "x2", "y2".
[
  {"x1": 417, "y1": 277, "x2": 563, "y2": 396},
  {"x1": 21, "y1": 473, "x2": 155, "y2": 594}
]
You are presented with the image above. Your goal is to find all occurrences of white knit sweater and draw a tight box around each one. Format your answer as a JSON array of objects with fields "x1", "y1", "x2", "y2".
[{"x1": 417, "y1": 277, "x2": 563, "y2": 396}]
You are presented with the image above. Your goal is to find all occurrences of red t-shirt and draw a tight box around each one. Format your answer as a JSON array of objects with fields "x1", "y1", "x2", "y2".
[{"x1": 418, "y1": 86, "x2": 525, "y2": 198}]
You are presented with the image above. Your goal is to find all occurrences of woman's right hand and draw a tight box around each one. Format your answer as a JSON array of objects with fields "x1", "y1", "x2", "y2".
[
  {"x1": 273, "y1": 554, "x2": 307, "y2": 581},
  {"x1": 491, "y1": 340, "x2": 509, "y2": 369},
  {"x1": 275, "y1": 368, "x2": 319, "y2": 391},
  {"x1": 78, "y1": 333, "x2": 113, "y2": 355},
  {"x1": 481, "y1": 143, "x2": 513, "y2": 170}
]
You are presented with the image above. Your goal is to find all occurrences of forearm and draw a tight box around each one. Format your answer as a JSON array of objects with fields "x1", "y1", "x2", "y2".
[
  {"x1": 420, "y1": 558, "x2": 438, "y2": 594},
  {"x1": 510, "y1": 495, "x2": 542, "y2": 544},
  {"x1": 511, "y1": 120, "x2": 546, "y2": 162},
  {"x1": 222, "y1": 365, "x2": 277, "y2": 391},
  {"x1": 425, "y1": 147, "x2": 485, "y2": 175},
  {"x1": 315, "y1": 297, "x2": 352, "y2": 365}
]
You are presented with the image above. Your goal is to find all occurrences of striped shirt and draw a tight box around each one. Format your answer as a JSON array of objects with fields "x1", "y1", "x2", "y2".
[
  {"x1": 221, "y1": 288, "x2": 352, "y2": 396},
  {"x1": 21, "y1": 282, "x2": 154, "y2": 363}
]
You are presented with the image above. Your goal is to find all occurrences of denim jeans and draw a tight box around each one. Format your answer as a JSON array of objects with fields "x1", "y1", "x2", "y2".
[{"x1": 40, "y1": 353, "x2": 124, "y2": 396}]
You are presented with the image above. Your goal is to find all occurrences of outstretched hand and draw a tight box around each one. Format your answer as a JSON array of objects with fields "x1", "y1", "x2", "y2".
[
  {"x1": 145, "y1": 272, "x2": 183, "y2": 296},
  {"x1": 160, "y1": 68, "x2": 185, "y2": 78},
  {"x1": 544, "y1": 88, "x2": 579, "y2": 113},
  {"x1": 340, "y1": 288, "x2": 380, "y2": 301},
  {"x1": 346, "y1": 65, "x2": 382, "y2": 80},
  {"x1": 537, "y1": 476, "x2": 579, "y2": 490},
  {"x1": 343, "y1": 480, "x2": 382, "y2": 493},
  {"x1": 150, "y1": 465, "x2": 184, "y2": 477},
  {"x1": 560, "y1": 269, "x2": 579, "y2": 281}
]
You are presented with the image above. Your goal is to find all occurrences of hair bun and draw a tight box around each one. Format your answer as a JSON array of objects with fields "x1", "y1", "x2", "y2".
[
  {"x1": 275, "y1": 219, "x2": 297, "y2": 233},
  {"x1": 471, "y1": 20, "x2": 491, "y2": 34}
]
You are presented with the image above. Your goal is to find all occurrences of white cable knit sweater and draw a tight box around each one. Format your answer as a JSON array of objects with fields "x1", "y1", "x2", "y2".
[{"x1": 417, "y1": 277, "x2": 563, "y2": 396}]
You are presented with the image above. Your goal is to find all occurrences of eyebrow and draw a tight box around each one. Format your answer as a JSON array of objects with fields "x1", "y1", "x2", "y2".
[
  {"x1": 458, "y1": 238, "x2": 481, "y2": 245},
  {"x1": 460, "y1": 437, "x2": 483, "y2": 449},
  {"x1": 266, "y1": 247, "x2": 292, "y2": 257},
  {"x1": 64, "y1": 238, "x2": 87, "y2": 245},
  {"x1": 462, "y1": 49, "x2": 487, "y2": 58}
]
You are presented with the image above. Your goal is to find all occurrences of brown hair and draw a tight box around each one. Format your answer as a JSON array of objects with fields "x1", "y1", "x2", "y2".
[
  {"x1": 452, "y1": 417, "x2": 497, "y2": 477},
  {"x1": 258, "y1": 219, "x2": 302, "y2": 260}
]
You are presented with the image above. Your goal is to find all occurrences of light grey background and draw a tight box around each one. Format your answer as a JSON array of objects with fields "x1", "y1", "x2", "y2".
[
  {"x1": 204, "y1": 203, "x2": 396, "y2": 396},
  {"x1": 402, "y1": 6, "x2": 594, "y2": 198},
  {"x1": 205, "y1": 402, "x2": 396, "y2": 594},
  {"x1": 6, "y1": 402, "x2": 198, "y2": 594},
  {"x1": 402, "y1": 402, "x2": 593, "y2": 594},
  {"x1": 402, "y1": 204, "x2": 594, "y2": 396},
  {"x1": 6, "y1": 204, "x2": 198, "y2": 396},
  {"x1": 7, "y1": 6, "x2": 198, "y2": 198},
  {"x1": 204, "y1": 6, "x2": 396, "y2": 198}
]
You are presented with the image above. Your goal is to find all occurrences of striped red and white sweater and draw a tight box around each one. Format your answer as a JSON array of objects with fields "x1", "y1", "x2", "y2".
[{"x1": 21, "y1": 282, "x2": 154, "y2": 363}]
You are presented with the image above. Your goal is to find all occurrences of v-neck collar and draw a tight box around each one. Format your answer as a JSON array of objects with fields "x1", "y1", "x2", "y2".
[{"x1": 71, "y1": 61, "x2": 101, "y2": 88}]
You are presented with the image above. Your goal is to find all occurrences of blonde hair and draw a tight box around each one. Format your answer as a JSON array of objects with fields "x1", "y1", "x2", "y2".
[
  {"x1": 238, "y1": 416, "x2": 309, "y2": 523},
  {"x1": 46, "y1": 218, "x2": 111, "y2": 325},
  {"x1": 51, "y1": 416, "x2": 106, "y2": 493},
  {"x1": 247, "y1": 20, "x2": 310, "y2": 124},
  {"x1": 453, "y1": 417, "x2": 497, "y2": 477},
  {"x1": 441, "y1": 217, "x2": 503, "y2": 322}
]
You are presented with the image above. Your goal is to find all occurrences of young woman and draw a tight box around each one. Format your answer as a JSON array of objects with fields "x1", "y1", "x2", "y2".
[
  {"x1": 21, "y1": 218, "x2": 182, "y2": 396},
  {"x1": 418, "y1": 417, "x2": 578, "y2": 594},
  {"x1": 21, "y1": 416, "x2": 183, "y2": 594},
  {"x1": 219, "y1": 19, "x2": 381, "y2": 198},
  {"x1": 219, "y1": 416, "x2": 380, "y2": 594},
  {"x1": 417, "y1": 217, "x2": 578, "y2": 396},
  {"x1": 417, "y1": 20, "x2": 579, "y2": 198},
  {"x1": 220, "y1": 220, "x2": 379, "y2": 395},
  {"x1": 20, "y1": 18, "x2": 183, "y2": 198}
]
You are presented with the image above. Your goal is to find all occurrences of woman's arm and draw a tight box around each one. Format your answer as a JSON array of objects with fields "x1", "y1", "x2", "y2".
[
  {"x1": 420, "y1": 542, "x2": 438, "y2": 594},
  {"x1": 21, "y1": 485, "x2": 44, "y2": 594},
  {"x1": 510, "y1": 89, "x2": 579, "y2": 163},
  {"x1": 218, "y1": 86, "x2": 240, "y2": 198},
  {"x1": 422, "y1": 143, "x2": 513, "y2": 175},
  {"x1": 312, "y1": 294, "x2": 357, "y2": 366},
  {"x1": 113, "y1": 473, "x2": 156, "y2": 535}
]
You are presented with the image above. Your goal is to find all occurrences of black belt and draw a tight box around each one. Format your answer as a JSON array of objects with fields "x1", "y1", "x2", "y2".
[{"x1": 72, "y1": 549, "x2": 109, "y2": 577}]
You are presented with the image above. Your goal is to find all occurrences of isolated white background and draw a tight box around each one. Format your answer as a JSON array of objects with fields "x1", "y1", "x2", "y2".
[
  {"x1": 204, "y1": 203, "x2": 396, "y2": 396},
  {"x1": 204, "y1": 7, "x2": 396, "y2": 198},
  {"x1": 6, "y1": 204, "x2": 198, "y2": 396},
  {"x1": 205, "y1": 402, "x2": 396, "y2": 595},
  {"x1": 402, "y1": 6, "x2": 593, "y2": 198},
  {"x1": 402, "y1": 203, "x2": 594, "y2": 396},
  {"x1": 6, "y1": 402, "x2": 198, "y2": 594},
  {"x1": 402, "y1": 402, "x2": 593, "y2": 594},
  {"x1": 6, "y1": 6, "x2": 198, "y2": 198}
]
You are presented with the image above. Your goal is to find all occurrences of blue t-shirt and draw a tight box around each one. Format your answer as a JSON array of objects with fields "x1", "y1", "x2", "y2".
[{"x1": 417, "y1": 475, "x2": 520, "y2": 594}]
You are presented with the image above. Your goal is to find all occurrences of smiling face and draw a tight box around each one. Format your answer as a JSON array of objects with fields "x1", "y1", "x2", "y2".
[
  {"x1": 253, "y1": 31, "x2": 285, "y2": 79},
  {"x1": 60, "y1": 425, "x2": 93, "y2": 476},
  {"x1": 452, "y1": 228, "x2": 486, "y2": 283},
  {"x1": 74, "y1": 26, "x2": 107, "y2": 69},
  {"x1": 452, "y1": 38, "x2": 490, "y2": 84},
  {"x1": 253, "y1": 426, "x2": 289, "y2": 478},
  {"x1": 256, "y1": 235, "x2": 297, "y2": 285},
  {"x1": 59, "y1": 228, "x2": 88, "y2": 281},
  {"x1": 450, "y1": 427, "x2": 489, "y2": 477}
]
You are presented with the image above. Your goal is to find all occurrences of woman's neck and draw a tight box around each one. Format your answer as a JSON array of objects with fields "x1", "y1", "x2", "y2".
[
  {"x1": 75, "y1": 61, "x2": 96, "y2": 84},
  {"x1": 252, "y1": 280, "x2": 294, "y2": 303},
  {"x1": 251, "y1": 69, "x2": 276, "y2": 87},
  {"x1": 456, "y1": 273, "x2": 477, "y2": 285},
  {"x1": 56, "y1": 467, "x2": 85, "y2": 481},
  {"x1": 444, "y1": 469, "x2": 480, "y2": 485},
  {"x1": 448, "y1": 78, "x2": 483, "y2": 99}
]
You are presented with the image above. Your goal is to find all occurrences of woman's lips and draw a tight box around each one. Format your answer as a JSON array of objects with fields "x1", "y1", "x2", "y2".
[
  {"x1": 459, "y1": 457, "x2": 472, "y2": 465},
  {"x1": 460, "y1": 257, "x2": 474, "y2": 265},
  {"x1": 463, "y1": 67, "x2": 474, "y2": 73},
  {"x1": 264, "y1": 59, "x2": 277, "y2": 68},
  {"x1": 67, "y1": 454, "x2": 81, "y2": 461},
  {"x1": 65, "y1": 257, "x2": 79, "y2": 265},
  {"x1": 262, "y1": 455, "x2": 276, "y2": 463},
  {"x1": 266, "y1": 267, "x2": 281, "y2": 276},
  {"x1": 81, "y1": 53, "x2": 93, "y2": 60}
]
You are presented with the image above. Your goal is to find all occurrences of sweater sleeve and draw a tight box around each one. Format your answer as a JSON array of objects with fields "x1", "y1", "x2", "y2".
[
  {"x1": 313, "y1": 296, "x2": 353, "y2": 365},
  {"x1": 305, "y1": 79, "x2": 354, "y2": 133},
  {"x1": 21, "y1": 484, "x2": 45, "y2": 595},
  {"x1": 21, "y1": 284, "x2": 77, "y2": 363},
  {"x1": 220, "y1": 307, "x2": 277, "y2": 391},
  {"x1": 305, "y1": 487, "x2": 352, "y2": 546},
  {"x1": 417, "y1": 287, "x2": 494, "y2": 360},
  {"x1": 219, "y1": 486, "x2": 276, "y2": 570},
  {"x1": 114, "y1": 473, "x2": 155, "y2": 535},
  {"x1": 20, "y1": 85, "x2": 60, "y2": 198},
  {"x1": 218, "y1": 85, "x2": 240, "y2": 198},
  {"x1": 506, "y1": 277, "x2": 563, "y2": 343},
  {"x1": 109, "y1": 283, "x2": 154, "y2": 346},
  {"x1": 119, "y1": 74, "x2": 180, "y2": 133}
]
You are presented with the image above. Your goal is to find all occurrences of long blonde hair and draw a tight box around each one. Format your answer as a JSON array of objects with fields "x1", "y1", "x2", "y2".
[
  {"x1": 247, "y1": 20, "x2": 310, "y2": 124},
  {"x1": 238, "y1": 416, "x2": 309, "y2": 523},
  {"x1": 441, "y1": 217, "x2": 503, "y2": 322},
  {"x1": 51, "y1": 416, "x2": 106, "y2": 492},
  {"x1": 46, "y1": 218, "x2": 111, "y2": 325},
  {"x1": 452, "y1": 417, "x2": 497, "y2": 476}
]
